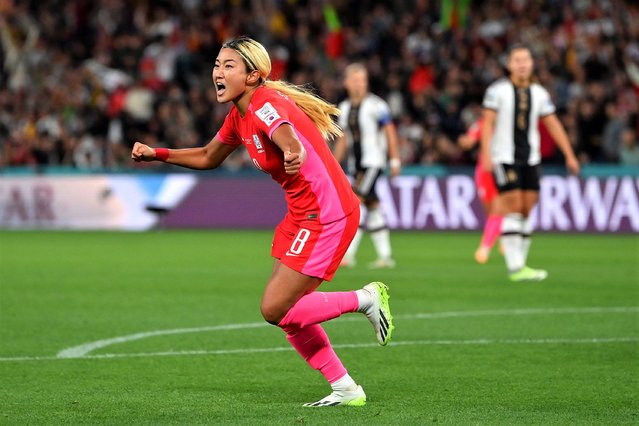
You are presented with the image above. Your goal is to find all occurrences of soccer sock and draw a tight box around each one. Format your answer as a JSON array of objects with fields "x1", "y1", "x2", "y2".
[
  {"x1": 285, "y1": 324, "x2": 348, "y2": 384},
  {"x1": 278, "y1": 291, "x2": 359, "y2": 330},
  {"x1": 343, "y1": 204, "x2": 367, "y2": 262},
  {"x1": 367, "y1": 207, "x2": 392, "y2": 260},
  {"x1": 521, "y1": 215, "x2": 533, "y2": 265},
  {"x1": 330, "y1": 373, "x2": 357, "y2": 391},
  {"x1": 480, "y1": 215, "x2": 503, "y2": 250},
  {"x1": 500, "y1": 213, "x2": 524, "y2": 272}
]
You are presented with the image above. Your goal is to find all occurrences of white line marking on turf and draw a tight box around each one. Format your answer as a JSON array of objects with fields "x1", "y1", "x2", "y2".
[
  {"x1": 0, "y1": 306, "x2": 635, "y2": 362},
  {"x1": 56, "y1": 322, "x2": 267, "y2": 359},
  {"x1": 1, "y1": 337, "x2": 637, "y2": 362}
]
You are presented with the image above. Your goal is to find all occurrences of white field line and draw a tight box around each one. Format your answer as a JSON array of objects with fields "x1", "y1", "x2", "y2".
[
  {"x1": 1, "y1": 337, "x2": 637, "y2": 362},
  {"x1": 0, "y1": 306, "x2": 636, "y2": 362}
]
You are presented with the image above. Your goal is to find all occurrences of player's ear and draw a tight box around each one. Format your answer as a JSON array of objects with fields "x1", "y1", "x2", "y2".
[{"x1": 246, "y1": 70, "x2": 261, "y2": 85}]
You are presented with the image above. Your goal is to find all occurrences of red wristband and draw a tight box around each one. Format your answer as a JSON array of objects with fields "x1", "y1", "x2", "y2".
[{"x1": 155, "y1": 148, "x2": 170, "y2": 161}]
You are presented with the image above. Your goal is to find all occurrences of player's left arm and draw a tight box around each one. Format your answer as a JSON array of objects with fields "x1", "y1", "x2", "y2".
[
  {"x1": 271, "y1": 123, "x2": 307, "y2": 175},
  {"x1": 541, "y1": 113, "x2": 580, "y2": 175},
  {"x1": 383, "y1": 121, "x2": 401, "y2": 177}
]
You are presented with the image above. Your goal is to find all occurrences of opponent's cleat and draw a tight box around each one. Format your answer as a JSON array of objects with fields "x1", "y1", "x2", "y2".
[
  {"x1": 509, "y1": 266, "x2": 548, "y2": 282},
  {"x1": 303, "y1": 385, "x2": 366, "y2": 407},
  {"x1": 367, "y1": 258, "x2": 396, "y2": 269},
  {"x1": 359, "y1": 282, "x2": 394, "y2": 345},
  {"x1": 474, "y1": 246, "x2": 490, "y2": 264}
]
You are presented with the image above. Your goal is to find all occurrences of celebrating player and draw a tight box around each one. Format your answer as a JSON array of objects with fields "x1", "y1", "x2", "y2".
[
  {"x1": 458, "y1": 115, "x2": 503, "y2": 264},
  {"x1": 131, "y1": 37, "x2": 394, "y2": 407},
  {"x1": 333, "y1": 63, "x2": 401, "y2": 269},
  {"x1": 480, "y1": 44, "x2": 580, "y2": 282}
]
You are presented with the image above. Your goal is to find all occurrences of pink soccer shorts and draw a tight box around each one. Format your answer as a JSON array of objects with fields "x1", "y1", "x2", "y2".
[{"x1": 271, "y1": 210, "x2": 359, "y2": 281}]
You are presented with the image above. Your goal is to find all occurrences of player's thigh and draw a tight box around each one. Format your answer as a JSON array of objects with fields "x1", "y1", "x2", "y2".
[
  {"x1": 493, "y1": 163, "x2": 524, "y2": 213},
  {"x1": 522, "y1": 190, "x2": 539, "y2": 216},
  {"x1": 261, "y1": 260, "x2": 323, "y2": 324},
  {"x1": 499, "y1": 189, "x2": 525, "y2": 214},
  {"x1": 354, "y1": 168, "x2": 382, "y2": 204}
]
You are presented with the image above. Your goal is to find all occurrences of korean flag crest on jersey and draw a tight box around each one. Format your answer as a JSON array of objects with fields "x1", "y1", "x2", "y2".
[{"x1": 256, "y1": 102, "x2": 280, "y2": 127}]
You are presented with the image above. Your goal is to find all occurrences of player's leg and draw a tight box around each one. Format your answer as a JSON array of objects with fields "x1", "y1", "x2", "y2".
[
  {"x1": 360, "y1": 168, "x2": 394, "y2": 268},
  {"x1": 494, "y1": 163, "x2": 525, "y2": 274},
  {"x1": 341, "y1": 202, "x2": 365, "y2": 267},
  {"x1": 367, "y1": 200, "x2": 395, "y2": 268},
  {"x1": 521, "y1": 189, "x2": 539, "y2": 266},
  {"x1": 500, "y1": 190, "x2": 548, "y2": 282},
  {"x1": 520, "y1": 164, "x2": 542, "y2": 267},
  {"x1": 475, "y1": 169, "x2": 502, "y2": 263},
  {"x1": 265, "y1": 214, "x2": 393, "y2": 406},
  {"x1": 341, "y1": 171, "x2": 367, "y2": 267},
  {"x1": 498, "y1": 189, "x2": 525, "y2": 274}
]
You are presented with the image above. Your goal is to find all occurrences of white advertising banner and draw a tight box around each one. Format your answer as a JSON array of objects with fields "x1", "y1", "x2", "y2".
[{"x1": 0, "y1": 175, "x2": 196, "y2": 230}]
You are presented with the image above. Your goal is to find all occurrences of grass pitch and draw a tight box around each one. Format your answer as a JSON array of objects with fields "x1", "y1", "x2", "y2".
[{"x1": 0, "y1": 230, "x2": 637, "y2": 424}]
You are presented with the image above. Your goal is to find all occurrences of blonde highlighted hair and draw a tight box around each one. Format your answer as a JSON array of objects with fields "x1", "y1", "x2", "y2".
[{"x1": 222, "y1": 37, "x2": 343, "y2": 140}]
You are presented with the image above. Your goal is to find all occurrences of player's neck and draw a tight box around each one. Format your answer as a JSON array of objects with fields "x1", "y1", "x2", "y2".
[
  {"x1": 510, "y1": 77, "x2": 531, "y2": 88},
  {"x1": 350, "y1": 92, "x2": 366, "y2": 106},
  {"x1": 234, "y1": 85, "x2": 261, "y2": 116}
]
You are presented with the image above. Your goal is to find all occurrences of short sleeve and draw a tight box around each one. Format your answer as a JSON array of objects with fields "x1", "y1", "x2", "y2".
[
  {"x1": 482, "y1": 84, "x2": 500, "y2": 111},
  {"x1": 538, "y1": 87, "x2": 556, "y2": 117},
  {"x1": 375, "y1": 98, "x2": 393, "y2": 126},
  {"x1": 253, "y1": 96, "x2": 292, "y2": 139},
  {"x1": 216, "y1": 112, "x2": 241, "y2": 145}
]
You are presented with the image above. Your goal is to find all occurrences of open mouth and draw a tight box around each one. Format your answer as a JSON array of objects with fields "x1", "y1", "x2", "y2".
[{"x1": 215, "y1": 82, "x2": 226, "y2": 95}]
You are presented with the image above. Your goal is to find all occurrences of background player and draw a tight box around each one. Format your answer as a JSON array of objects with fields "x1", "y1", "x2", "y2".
[
  {"x1": 131, "y1": 37, "x2": 394, "y2": 407},
  {"x1": 333, "y1": 63, "x2": 401, "y2": 269},
  {"x1": 480, "y1": 44, "x2": 580, "y2": 282},
  {"x1": 458, "y1": 115, "x2": 502, "y2": 264}
]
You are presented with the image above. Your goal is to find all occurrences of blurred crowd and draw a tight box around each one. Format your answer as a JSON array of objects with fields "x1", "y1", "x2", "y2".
[{"x1": 1, "y1": 0, "x2": 638, "y2": 172}]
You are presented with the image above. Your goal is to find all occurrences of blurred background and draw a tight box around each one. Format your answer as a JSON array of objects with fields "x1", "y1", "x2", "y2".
[{"x1": 1, "y1": 0, "x2": 638, "y2": 171}]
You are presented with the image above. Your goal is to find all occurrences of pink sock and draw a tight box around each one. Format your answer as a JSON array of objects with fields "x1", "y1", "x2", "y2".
[
  {"x1": 278, "y1": 291, "x2": 359, "y2": 330},
  {"x1": 481, "y1": 215, "x2": 503, "y2": 249},
  {"x1": 285, "y1": 324, "x2": 346, "y2": 383}
]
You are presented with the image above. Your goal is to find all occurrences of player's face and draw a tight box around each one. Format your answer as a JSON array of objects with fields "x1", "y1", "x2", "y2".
[
  {"x1": 344, "y1": 69, "x2": 368, "y2": 99},
  {"x1": 507, "y1": 48, "x2": 534, "y2": 84},
  {"x1": 212, "y1": 48, "x2": 250, "y2": 103}
]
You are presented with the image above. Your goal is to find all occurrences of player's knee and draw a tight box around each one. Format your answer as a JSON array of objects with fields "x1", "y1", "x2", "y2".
[{"x1": 260, "y1": 301, "x2": 285, "y2": 325}]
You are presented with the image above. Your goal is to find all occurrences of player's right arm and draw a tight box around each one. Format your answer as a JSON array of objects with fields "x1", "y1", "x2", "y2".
[
  {"x1": 480, "y1": 109, "x2": 496, "y2": 172},
  {"x1": 131, "y1": 136, "x2": 238, "y2": 170}
]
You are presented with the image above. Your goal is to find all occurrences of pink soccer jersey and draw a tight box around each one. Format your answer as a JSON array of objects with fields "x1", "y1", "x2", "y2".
[{"x1": 216, "y1": 86, "x2": 359, "y2": 224}]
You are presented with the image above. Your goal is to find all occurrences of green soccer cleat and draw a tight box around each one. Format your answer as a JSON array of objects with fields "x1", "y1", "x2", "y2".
[
  {"x1": 509, "y1": 266, "x2": 548, "y2": 282},
  {"x1": 303, "y1": 386, "x2": 366, "y2": 407},
  {"x1": 360, "y1": 282, "x2": 394, "y2": 345}
]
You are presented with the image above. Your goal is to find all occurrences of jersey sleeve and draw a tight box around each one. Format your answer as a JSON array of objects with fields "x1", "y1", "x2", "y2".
[
  {"x1": 253, "y1": 95, "x2": 292, "y2": 139},
  {"x1": 215, "y1": 112, "x2": 242, "y2": 145},
  {"x1": 482, "y1": 84, "x2": 500, "y2": 111},
  {"x1": 538, "y1": 86, "x2": 556, "y2": 117},
  {"x1": 375, "y1": 98, "x2": 393, "y2": 126}
]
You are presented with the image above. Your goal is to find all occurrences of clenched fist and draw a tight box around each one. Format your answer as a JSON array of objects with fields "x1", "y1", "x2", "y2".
[{"x1": 131, "y1": 142, "x2": 156, "y2": 162}]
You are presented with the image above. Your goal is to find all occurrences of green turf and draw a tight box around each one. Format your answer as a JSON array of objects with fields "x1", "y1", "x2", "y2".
[{"x1": 0, "y1": 230, "x2": 637, "y2": 425}]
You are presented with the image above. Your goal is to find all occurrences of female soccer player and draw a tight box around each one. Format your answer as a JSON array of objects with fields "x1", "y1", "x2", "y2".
[
  {"x1": 131, "y1": 37, "x2": 394, "y2": 407},
  {"x1": 480, "y1": 44, "x2": 580, "y2": 282},
  {"x1": 333, "y1": 63, "x2": 401, "y2": 269},
  {"x1": 458, "y1": 116, "x2": 502, "y2": 264}
]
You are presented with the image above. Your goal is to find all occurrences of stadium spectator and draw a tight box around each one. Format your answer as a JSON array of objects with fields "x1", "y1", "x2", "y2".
[
  {"x1": 130, "y1": 37, "x2": 394, "y2": 407},
  {"x1": 0, "y1": 1, "x2": 637, "y2": 170}
]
